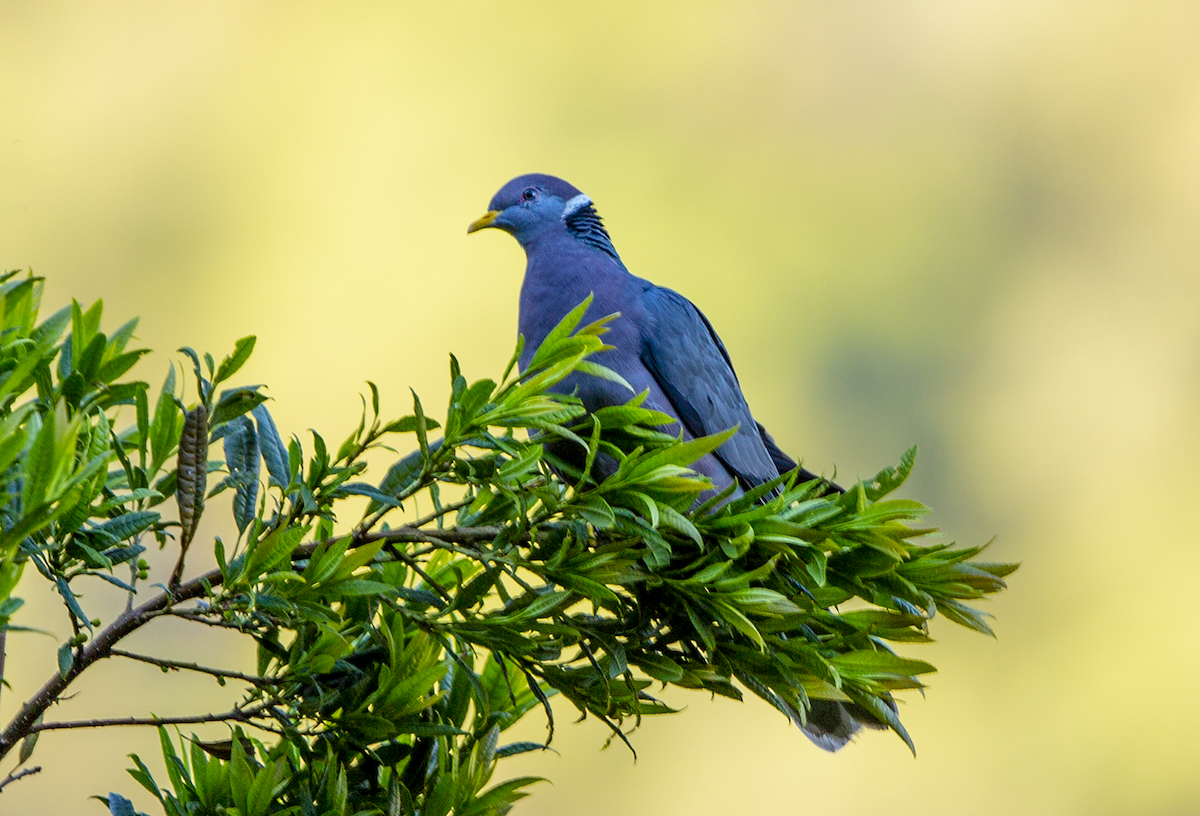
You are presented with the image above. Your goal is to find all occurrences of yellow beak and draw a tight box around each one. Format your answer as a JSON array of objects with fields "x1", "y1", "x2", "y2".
[{"x1": 467, "y1": 210, "x2": 500, "y2": 234}]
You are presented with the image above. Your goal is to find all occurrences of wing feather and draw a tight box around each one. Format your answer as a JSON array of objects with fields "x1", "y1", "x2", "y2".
[{"x1": 640, "y1": 287, "x2": 778, "y2": 488}]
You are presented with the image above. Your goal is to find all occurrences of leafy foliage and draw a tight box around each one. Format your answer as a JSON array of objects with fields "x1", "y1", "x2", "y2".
[{"x1": 0, "y1": 274, "x2": 1016, "y2": 813}]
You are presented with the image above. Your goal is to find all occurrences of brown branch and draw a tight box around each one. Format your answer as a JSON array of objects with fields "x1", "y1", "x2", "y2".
[
  {"x1": 359, "y1": 525, "x2": 506, "y2": 547},
  {"x1": 0, "y1": 562, "x2": 221, "y2": 760},
  {"x1": 0, "y1": 523, "x2": 516, "y2": 762},
  {"x1": 0, "y1": 764, "x2": 42, "y2": 793}
]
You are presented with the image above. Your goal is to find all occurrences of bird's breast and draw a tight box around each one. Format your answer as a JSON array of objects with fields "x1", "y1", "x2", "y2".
[{"x1": 517, "y1": 252, "x2": 645, "y2": 368}]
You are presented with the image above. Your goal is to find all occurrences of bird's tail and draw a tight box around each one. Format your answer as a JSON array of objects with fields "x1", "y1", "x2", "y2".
[
  {"x1": 750, "y1": 425, "x2": 894, "y2": 750},
  {"x1": 801, "y1": 698, "x2": 895, "y2": 751},
  {"x1": 739, "y1": 671, "x2": 895, "y2": 751}
]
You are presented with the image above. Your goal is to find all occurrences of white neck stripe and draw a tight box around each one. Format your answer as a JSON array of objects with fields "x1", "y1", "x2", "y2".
[{"x1": 561, "y1": 194, "x2": 592, "y2": 219}]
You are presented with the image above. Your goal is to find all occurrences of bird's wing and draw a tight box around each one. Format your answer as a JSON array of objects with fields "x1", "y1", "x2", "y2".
[{"x1": 640, "y1": 286, "x2": 779, "y2": 488}]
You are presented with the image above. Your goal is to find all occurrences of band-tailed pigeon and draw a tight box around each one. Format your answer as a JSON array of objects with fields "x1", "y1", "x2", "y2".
[
  {"x1": 468, "y1": 174, "x2": 838, "y2": 495},
  {"x1": 468, "y1": 174, "x2": 875, "y2": 750}
]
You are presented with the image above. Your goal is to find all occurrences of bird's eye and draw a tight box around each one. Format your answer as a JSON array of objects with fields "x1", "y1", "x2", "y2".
[{"x1": 521, "y1": 188, "x2": 538, "y2": 202}]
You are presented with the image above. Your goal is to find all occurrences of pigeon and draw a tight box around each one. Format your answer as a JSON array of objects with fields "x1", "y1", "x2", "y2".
[
  {"x1": 467, "y1": 173, "x2": 838, "y2": 497},
  {"x1": 468, "y1": 174, "x2": 878, "y2": 751}
]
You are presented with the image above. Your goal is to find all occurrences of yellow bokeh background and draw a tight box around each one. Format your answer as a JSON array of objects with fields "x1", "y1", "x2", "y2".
[{"x1": 3, "y1": 2, "x2": 1199, "y2": 813}]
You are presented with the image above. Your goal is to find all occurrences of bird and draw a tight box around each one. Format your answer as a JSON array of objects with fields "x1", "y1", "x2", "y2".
[
  {"x1": 468, "y1": 173, "x2": 883, "y2": 751},
  {"x1": 467, "y1": 173, "x2": 837, "y2": 498}
]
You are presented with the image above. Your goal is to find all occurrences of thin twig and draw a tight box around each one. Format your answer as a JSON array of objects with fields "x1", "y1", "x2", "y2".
[
  {"x1": 158, "y1": 610, "x2": 257, "y2": 631},
  {"x1": 30, "y1": 701, "x2": 274, "y2": 734},
  {"x1": 388, "y1": 550, "x2": 454, "y2": 603},
  {"x1": 409, "y1": 496, "x2": 475, "y2": 530},
  {"x1": 110, "y1": 649, "x2": 280, "y2": 687},
  {"x1": 167, "y1": 549, "x2": 187, "y2": 591},
  {"x1": 0, "y1": 764, "x2": 42, "y2": 793},
  {"x1": 498, "y1": 563, "x2": 538, "y2": 595},
  {"x1": 394, "y1": 534, "x2": 514, "y2": 568}
]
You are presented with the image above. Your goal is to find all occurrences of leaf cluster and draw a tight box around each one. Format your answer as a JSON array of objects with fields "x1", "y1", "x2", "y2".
[{"x1": 0, "y1": 278, "x2": 1016, "y2": 815}]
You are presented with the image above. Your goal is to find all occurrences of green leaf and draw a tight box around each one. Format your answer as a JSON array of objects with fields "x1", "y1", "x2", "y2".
[
  {"x1": 329, "y1": 538, "x2": 385, "y2": 581},
  {"x1": 384, "y1": 415, "x2": 443, "y2": 434},
  {"x1": 625, "y1": 427, "x2": 736, "y2": 481},
  {"x1": 220, "y1": 416, "x2": 260, "y2": 534},
  {"x1": 832, "y1": 498, "x2": 929, "y2": 530},
  {"x1": 656, "y1": 501, "x2": 702, "y2": 545},
  {"x1": 727, "y1": 587, "x2": 803, "y2": 616},
  {"x1": 106, "y1": 317, "x2": 139, "y2": 356},
  {"x1": 328, "y1": 578, "x2": 396, "y2": 597},
  {"x1": 302, "y1": 537, "x2": 348, "y2": 586},
  {"x1": 98, "y1": 349, "x2": 150, "y2": 383},
  {"x1": 678, "y1": 561, "x2": 732, "y2": 586},
  {"x1": 713, "y1": 601, "x2": 764, "y2": 648},
  {"x1": 245, "y1": 524, "x2": 310, "y2": 579},
  {"x1": 22, "y1": 407, "x2": 57, "y2": 510},
  {"x1": 87, "y1": 572, "x2": 137, "y2": 592},
  {"x1": 251, "y1": 404, "x2": 288, "y2": 487},
  {"x1": 149, "y1": 364, "x2": 181, "y2": 473},
  {"x1": 500, "y1": 333, "x2": 525, "y2": 383},
  {"x1": 459, "y1": 776, "x2": 544, "y2": 816},
  {"x1": 371, "y1": 445, "x2": 436, "y2": 513},
  {"x1": 55, "y1": 576, "x2": 90, "y2": 628},
  {"x1": 423, "y1": 772, "x2": 456, "y2": 816},
  {"x1": 245, "y1": 759, "x2": 280, "y2": 816},
  {"x1": 574, "y1": 360, "x2": 634, "y2": 394},
  {"x1": 214, "y1": 335, "x2": 256, "y2": 386},
  {"x1": 493, "y1": 590, "x2": 574, "y2": 623},
  {"x1": 864, "y1": 444, "x2": 918, "y2": 501},
  {"x1": 494, "y1": 742, "x2": 549, "y2": 759},
  {"x1": 57, "y1": 641, "x2": 75, "y2": 678},
  {"x1": 339, "y1": 482, "x2": 405, "y2": 508},
  {"x1": 0, "y1": 303, "x2": 66, "y2": 405},
  {"x1": 92, "y1": 511, "x2": 160, "y2": 544},
  {"x1": 633, "y1": 653, "x2": 685, "y2": 682},
  {"x1": 80, "y1": 298, "x2": 104, "y2": 347},
  {"x1": 525, "y1": 294, "x2": 594, "y2": 372},
  {"x1": 573, "y1": 494, "x2": 615, "y2": 528},
  {"x1": 829, "y1": 650, "x2": 936, "y2": 678},
  {"x1": 457, "y1": 378, "x2": 496, "y2": 422},
  {"x1": 410, "y1": 389, "x2": 430, "y2": 458},
  {"x1": 210, "y1": 386, "x2": 268, "y2": 427},
  {"x1": 0, "y1": 424, "x2": 28, "y2": 475},
  {"x1": 94, "y1": 488, "x2": 162, "y2": 514},
  {"x1": 76, "y1": 331, "x2": 107, "y2": 383},
  {"x1": 17, "y1": 726, "x2": 39, "y2": 765}
]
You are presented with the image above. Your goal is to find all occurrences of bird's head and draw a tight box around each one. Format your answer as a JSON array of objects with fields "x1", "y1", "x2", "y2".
[{"x1": 468, "y1": 173, "x2": 618, "y2": 258}]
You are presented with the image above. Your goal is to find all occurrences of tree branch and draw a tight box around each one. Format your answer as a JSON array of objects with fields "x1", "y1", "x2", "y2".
[
  {"x1": 0, "y1": 764, "x2": 42, "y2": 793},
  {"x1": 0, "y1": 523, "x2": 515, "y2": 761},
  {"x1": 360, "y1": 525, "x2": 506, "y2": 547},
  {"x1": 0, "y1": 631, "x2": 6, "y2": 714},
  {"x1": 29, "y1": 702, "x2": 274, "y2": 734}
]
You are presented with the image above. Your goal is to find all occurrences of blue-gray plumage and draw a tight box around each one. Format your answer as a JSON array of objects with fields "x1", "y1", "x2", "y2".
[
  {"x1": 468, "y1": 173, "x2": 831, "y2": 496},
  {"x1": 469, "y1": 174, "x2": 875, "y2": 751}
]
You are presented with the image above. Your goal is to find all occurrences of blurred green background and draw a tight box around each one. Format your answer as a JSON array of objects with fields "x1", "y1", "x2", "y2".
[{"x1": 3, "y1": 2, "x2": 1199, "y2": 814}]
